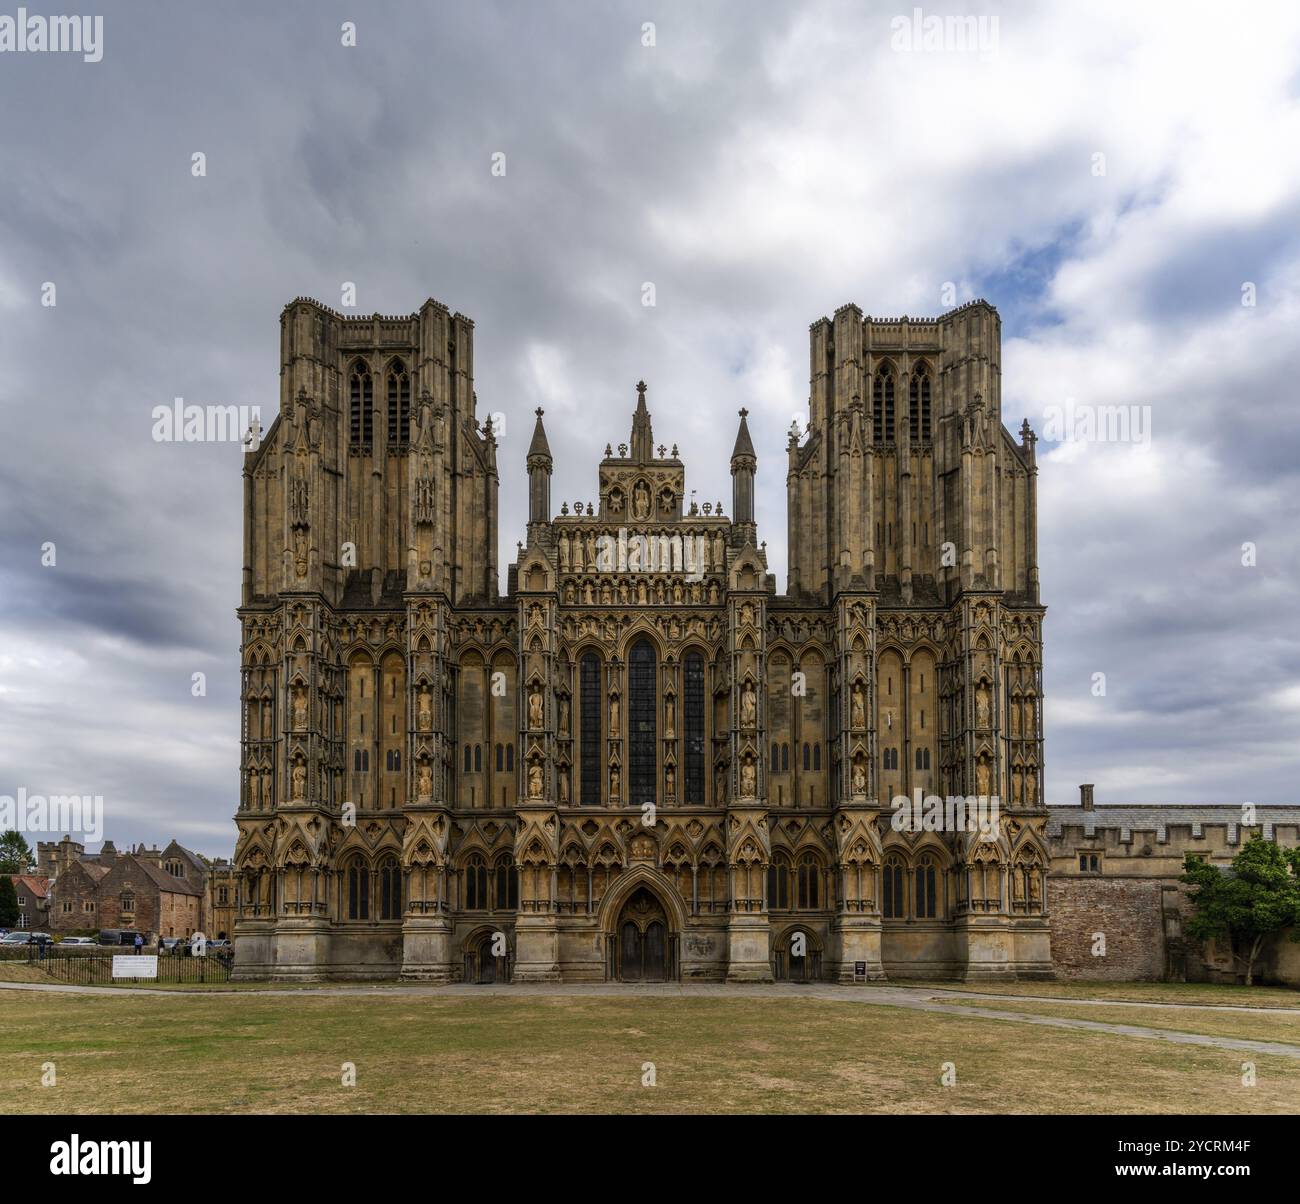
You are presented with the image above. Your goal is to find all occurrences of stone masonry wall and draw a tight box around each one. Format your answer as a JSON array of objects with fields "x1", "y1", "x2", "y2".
[{"x1": 1049, "y1": 876, "x2": 1166, "y2": 981}]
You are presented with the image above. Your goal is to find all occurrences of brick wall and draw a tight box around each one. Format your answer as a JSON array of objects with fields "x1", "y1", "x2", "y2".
[{"x1": 1049, "y1": 876, "x2": 1166, "y2": 980}]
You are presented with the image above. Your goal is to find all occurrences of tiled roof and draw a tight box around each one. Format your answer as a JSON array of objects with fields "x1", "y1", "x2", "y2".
[
  {"x1": 129, "y1": 856, "x2": 203, "y2": 897},
  {"x1": 9, "y1": 874, "x2": 50, "y2": 898}
]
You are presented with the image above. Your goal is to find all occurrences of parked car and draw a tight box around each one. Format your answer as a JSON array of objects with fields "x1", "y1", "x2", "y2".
[
  {"x1": 160, "y1": 937, "x2": 188, "y2": 953},
  {"x1": 59, "y1": 936, "x2": 96, "y2": 945},
  {"x1": 97, "y1": 929, "x2": 144, "y2": 947},
  {"x1": 204, "y1": 939, "x2": 233, "y2": 955},
  {"x1": 0, "y1": 931, "x2": 34, "y2": 945}
]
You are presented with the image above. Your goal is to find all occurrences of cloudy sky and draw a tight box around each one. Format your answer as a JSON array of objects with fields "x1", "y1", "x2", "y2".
[{"x1": 1, "y1": 1, "x2": 1298, "y2": 858}]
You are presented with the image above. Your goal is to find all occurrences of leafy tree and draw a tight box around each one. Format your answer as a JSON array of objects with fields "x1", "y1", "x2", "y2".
[
  {"x1": 0, "y1": 876, "x2": 17, "y2": 928},
  {"x1": 1181, "y1": 838, "x2": 1300, "y2": 986},
  {"x1": 0, "y1": 830, "x2": 34, "y2": 875}
]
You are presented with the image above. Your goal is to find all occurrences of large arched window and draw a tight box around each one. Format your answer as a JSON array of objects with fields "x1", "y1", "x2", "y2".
[
  {"x1": 346, "y1": 856, "x2": 370, "y2": 921},
  {"x1": 464, "y1": 855, "x2": 488, "y2": 910},
  {"x1": 628, "y1": 640, "x2": 657, "y2": 806},
  {"x1": 494, "y1": 856, "x2": 518, "y2": 910},
  {"x1": 909, "y1": 364, "x2": 932, "y2": 442},
  {"x1": 580, "y1": 653, "x2": 602, "y2": 805},
  {"x1": 872, "y1": 364, "x2": 895, "y2": 444},
  {"x1": 915, "y1": 853, "x2": 938, "y2": 919},
  {"x1": 378, "y1": 856, "x2": 402, "y2": 920},
  {"x1": 386, "y1": 358, "x2": 411, "y2": 445},
  {"x1": 767, "y1": 855, "x2": 791, "y2": 910},
  {"x1": 683, "y1": 650, "x2": 705, "y2": 803},
  {"x1": 883, "y1": 855, "x2": 905, "y2": 918},
  {"x1": 797, "y1": 853, "x2": 821, "y2": 910},
  {"x1": 349, "y1": 359, "x2": 373, "y2": 448}
]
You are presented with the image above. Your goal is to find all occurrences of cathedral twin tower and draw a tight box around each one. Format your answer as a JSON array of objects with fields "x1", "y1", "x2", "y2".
[{"x1": 233, "y1": 295, "x2": 1052, "y2": 983}]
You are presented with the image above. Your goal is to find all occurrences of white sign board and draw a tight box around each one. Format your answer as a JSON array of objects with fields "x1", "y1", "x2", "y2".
[{"x1": 112, "y1": 955, "x2": 158, "y2": 979}]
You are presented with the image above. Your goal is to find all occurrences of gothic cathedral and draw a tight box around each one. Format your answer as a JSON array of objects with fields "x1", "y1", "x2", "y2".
[{"x1": 233, "y1": 296, "x2": 1053, "y2": 982}]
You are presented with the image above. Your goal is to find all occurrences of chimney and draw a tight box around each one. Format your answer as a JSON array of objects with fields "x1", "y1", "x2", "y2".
[{"x1": 1080, "y1": 784, "x2": 1095, "y2": 811}]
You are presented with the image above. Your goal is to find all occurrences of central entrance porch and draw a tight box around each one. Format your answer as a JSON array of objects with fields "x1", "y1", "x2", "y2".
[{"x1": 605, "y1": 885, "x2": 679, "y2": 982}]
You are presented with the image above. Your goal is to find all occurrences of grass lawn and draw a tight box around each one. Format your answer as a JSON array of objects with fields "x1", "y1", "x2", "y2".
[
  {"x1": 897, "y1": 979, "x2": 1300, "y2": 1008},
  {"x1": 3, "y1": 988, "x2": 1297, "y2": 1114},
  {"x1": 934, "y1": 997, "x2": 1300, "y2": 1044}
]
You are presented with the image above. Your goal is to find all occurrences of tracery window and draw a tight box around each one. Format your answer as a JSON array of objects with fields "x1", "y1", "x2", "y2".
[
  {"x1": 346, "y1": 857, "x2": 370, "y2": 920},
  {"x1": 378, "y1": 856, "x2": 402, "y2": 920},
  {"x1": 797, "y1": 853, "x2": 821, "y2": 909},
  {"x1": 464, "y1": 855, "x2": 488, "y2": 910},
  {"x1": 882, "y1": 856, "x2": 905, "y2": 918},
  {"x1": 684, "y1": 651, "x2": 705, "y2": 803},
  {"x1": 628, "y1": 640, "x2": 657, "y2": 806},
  {"x1": 494, "y1": 857, "x2": 519, "y2": 909},
  {"x1": 349, "y1": 359, "x2": 373, "y2": 447},
  {"x1": 873, "y1": 365, "x2": 895, "y2": 444},
  {"x1": 580, "y1": 653, "x2": 602, "y2": 805},
  {"x1": 909, "y1": 365, "x2": 932, "y2": 442},
  {"x1": 915, "y1": 854, "x2": 938, "y2": 918},
  {"x1": 386, "y1": 358, "x2": 411, "y2": 445},
  {"x1": 767, "y1": 856, "x2": 791, "y2": 910}
]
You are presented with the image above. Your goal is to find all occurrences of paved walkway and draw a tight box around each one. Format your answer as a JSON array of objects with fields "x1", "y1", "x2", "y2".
[{"x1": 4, "y1": 979, "x2": 1299, "y2": 1059}]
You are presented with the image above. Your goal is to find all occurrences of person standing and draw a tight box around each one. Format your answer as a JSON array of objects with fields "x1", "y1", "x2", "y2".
[{"x1": 133, "y1": 932, "x2": 144, "y2": 956}]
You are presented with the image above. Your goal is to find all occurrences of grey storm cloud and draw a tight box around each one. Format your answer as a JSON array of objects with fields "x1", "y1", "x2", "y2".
[{"x1": 1, "y1": 0, "x2": 1298, "y2": 857}]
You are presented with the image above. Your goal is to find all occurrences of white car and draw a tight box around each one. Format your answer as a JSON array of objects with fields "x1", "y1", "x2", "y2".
[
  {"x1": 0, "y1": 931, "x2": 32, "y2": 944},
  {"x1": 60, "y1": 936, "x2": 96, "y2": 945}
]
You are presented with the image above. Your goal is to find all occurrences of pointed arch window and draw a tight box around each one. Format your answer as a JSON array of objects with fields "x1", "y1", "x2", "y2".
[
  {"x1": 349, "y1": 359, "x2": 373, "y2": 448},
  {"x1": 378, "y1": 856, "x2": 401, "y2": 920},
  {"x1": 767, "y1": 855, "x2": 791, "y2": 910},
  {"x1": 580, "y1": 653, "x2": 602, "y2": 805},
  {"x1": 797, "y1": 853, "x2": 821, "y2": 909},
  {"x1": 628, "y1": 641, "x2": 657, "y2": 806},
  {"x1": 684, "y1": 650, "x2": 705, "y2": 803},
  {"x1": 915, "y1": 854, "x2": 938, "y2": 918},
  {"x1": 464, "y1": 855, "x2": 488, "y2": 910},
  {"x1": 873, "y1": 365, "x2": 895, "y2": 444},
  {"x1": 909, "y1": 365, "x2": 932, "y2": 442},
  {"x1": 494, "y1": 856, "x2": 518, "y2": 910},
  {"x1": 883, "y1": 856, "x2": 905, "y2": 918},
  {"x1": 346, "y1": 857, "x2": 370, "y2": 920},
  {"x1": 386, "y1": 358, "x2": 411, "y2": 446}
]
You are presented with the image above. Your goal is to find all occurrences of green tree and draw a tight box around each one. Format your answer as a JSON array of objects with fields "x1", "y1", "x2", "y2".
[
  {"x1": 0, "y1": 830, "x2": 34, "y2": 875},
  {"x1": 1181, "y1": 838, "x2": 1300, "y2": 986},
  {"x1": 0, "y1": 875, "x2": 17, "y2": 928}
]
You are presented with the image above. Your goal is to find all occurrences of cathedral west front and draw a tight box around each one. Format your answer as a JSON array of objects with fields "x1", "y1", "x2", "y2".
[{"x1": 232, "y1": 295, "x2": 1053, "y2": 983}]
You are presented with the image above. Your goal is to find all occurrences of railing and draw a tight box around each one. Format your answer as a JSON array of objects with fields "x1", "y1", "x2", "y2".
[{"x1": 12, "y1": 945, "x2": 234, "y2": 984}]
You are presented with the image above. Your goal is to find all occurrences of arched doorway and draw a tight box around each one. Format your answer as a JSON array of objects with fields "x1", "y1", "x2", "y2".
[{"x1": 614, "y1": 887, "x2": 669, "y2": 982}]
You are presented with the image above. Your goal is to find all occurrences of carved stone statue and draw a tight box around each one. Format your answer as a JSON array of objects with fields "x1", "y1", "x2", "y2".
[
  {"x1": 292, "y1": 686, "x2": 307, "y2": 729},
  {"x1": 740, "y1": 758, "x2": 756, "y2": 798},
  {"x1": 976, "y1": 683, "x2": 991, "y2": 728},
  {"x1": 665, "y1": 695, "x2": 675, "y2": 737},
  {"x1": 558, "y1": 695, "x2": 570, "y2": 737},
  {"x1": 740, "y1": 681, "x2": 757, "y2": 727},
  {"x1": 291, "y1": 761, "x2": 306, "y2": 799},
  {"x1": 528, "y1": 687, "x2": 543, "y2": 729},
  {"x1": 609, "y1": 764, "x2": 621, "y2": 799},
  {"x1": 633, "y1": 480, "x2": 650, "y2": 520},
  {"x1": 1025, "y1": 771, "x2": 1037, "y2": 805},
  {"x1": 293, "y1": 528, "x2": 309, "y2": 579},
  {"x1": 417, "y1": 761, "x2": 433, "y2": 799},
  {"x1": 528, "y1": 762, "x2": 543, "y2": 799},
  {"x1": 852, "y1": 760, "x2": 867, "y2": 795},
  {"x1": 558, "y1": 533, "x2": 570, "y2": 572},
  {"x1": 417, "y1": 687, "x2": 432, "y2": 730},
  {"x1": 609, "y1": 694, "x2": 620, "y2": 738},
  {"x1": 558, "y1": 766, "x2": 570, "y2": 804},
  {"x1": 975, "y1": 758, "x2": 991, "y2": 797},
  {"x1": 851, "y1": 683, "x2": 866, "y2": 729},
  {"x1": 665, "y1": 764, "x2": 675, "y2": 797},
  {"x1": 715, "y1": 763, "x2": 727, "y2": 802}
]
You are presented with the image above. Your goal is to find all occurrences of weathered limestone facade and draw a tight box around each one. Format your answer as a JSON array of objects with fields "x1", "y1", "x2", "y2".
[{"x1": 233, "y1": 296, "x2": 1053, "y2": 982}]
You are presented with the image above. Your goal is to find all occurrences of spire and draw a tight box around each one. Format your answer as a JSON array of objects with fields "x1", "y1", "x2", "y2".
[
  {"x1": 629, "y1": 380, "x2": 654, "y2": 463},
  {"x1": 527, "y1": 407, "x2": 551, "y2": 464},
  {"x1": 731, "y1": 407, "x2": 756, "y2": 464}
]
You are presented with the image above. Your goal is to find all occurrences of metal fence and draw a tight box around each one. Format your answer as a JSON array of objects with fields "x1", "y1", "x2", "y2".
[{"x1": 2, "y1": 944, "x2": 233, "y2": 983}]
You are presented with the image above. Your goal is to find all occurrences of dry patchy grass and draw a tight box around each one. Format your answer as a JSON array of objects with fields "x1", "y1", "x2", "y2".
[{"x1": 2, "y1": 989, "x2": 1296, "y2": 1115}]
